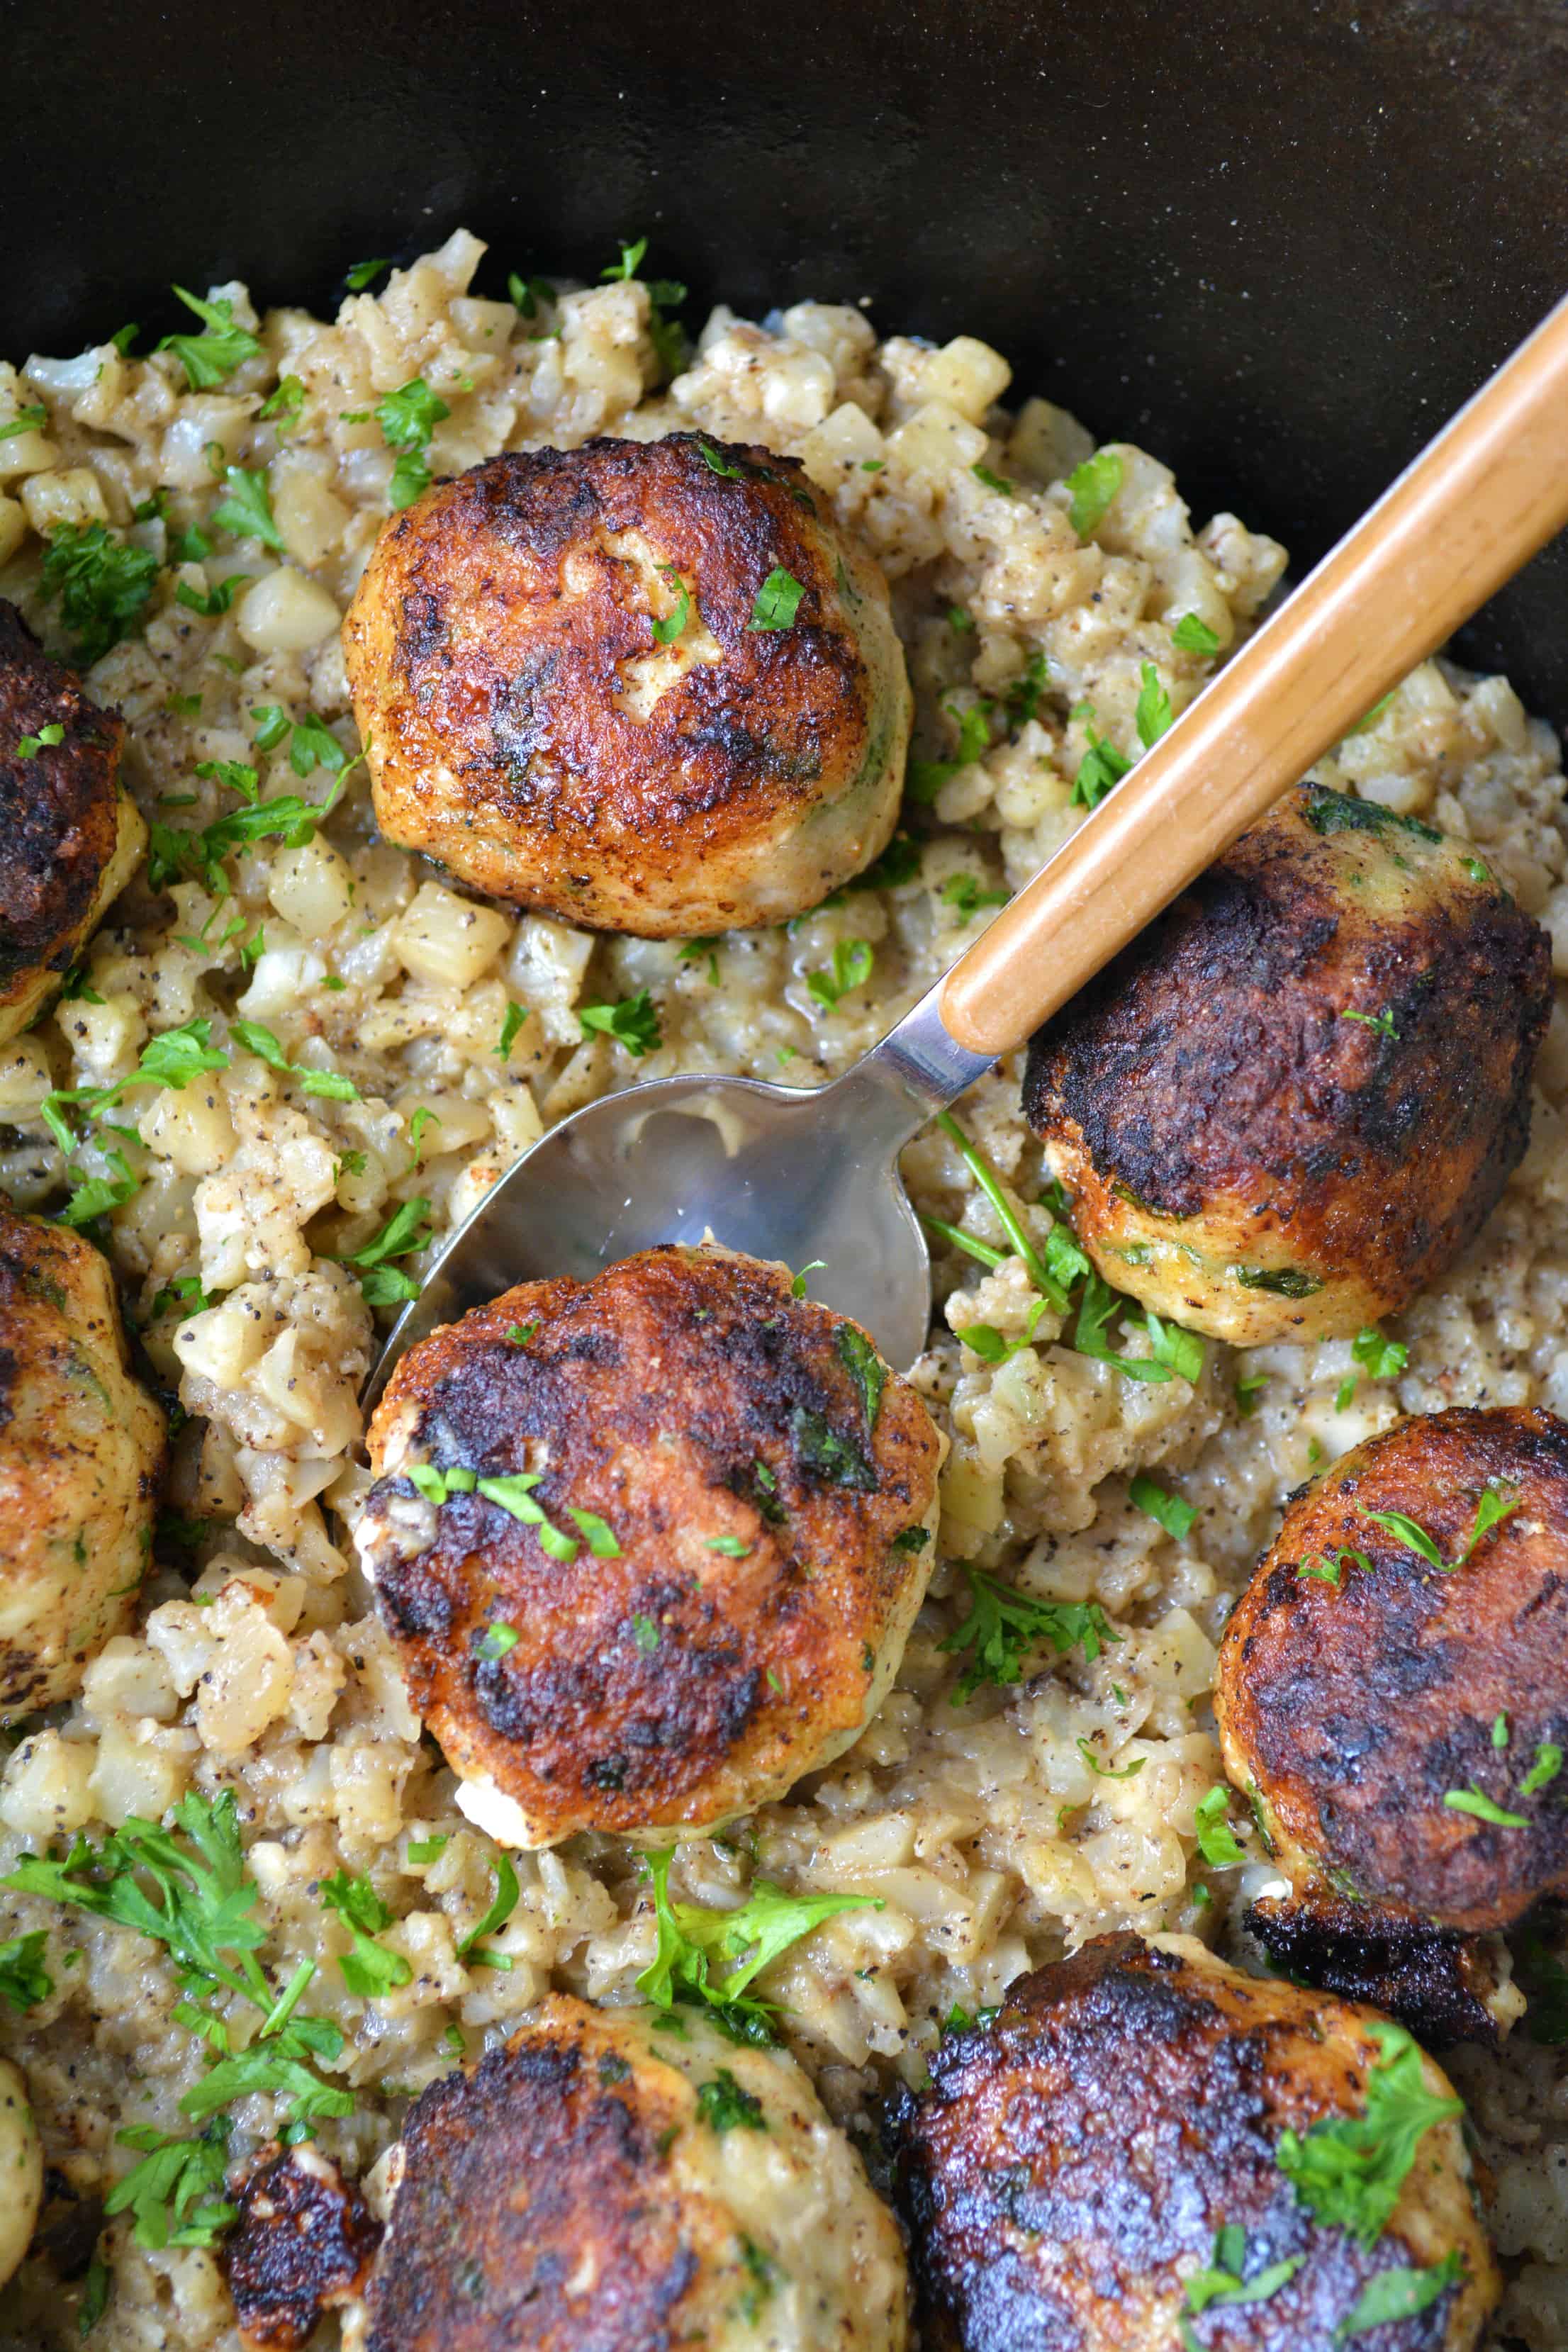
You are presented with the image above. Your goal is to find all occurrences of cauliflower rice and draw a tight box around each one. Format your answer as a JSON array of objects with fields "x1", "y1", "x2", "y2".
[{"x1": 1, "y1": 228, "x2": 1566, "y2": 2347}]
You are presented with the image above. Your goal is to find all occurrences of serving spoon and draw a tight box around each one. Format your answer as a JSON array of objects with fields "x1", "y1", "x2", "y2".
[{"x1": 365, "y1": 291, "x2": 1568, "y2": 1401}]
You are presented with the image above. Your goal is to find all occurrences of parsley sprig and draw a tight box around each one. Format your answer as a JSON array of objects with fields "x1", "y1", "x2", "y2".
[
  {"x1": 1275, "y1": 2020, "x2": 1462, "y2": 2246},
  {"x1": 0, "y1": 1930, "x2": 51, "y2": 2012},
  {"x1": 578, "y1": 990, "x2": 662, "y2": 1057},
  {"x1": 939, "y1": 1564, "x2": 1120, "y2": 1703},
  {"x1": 637, "y1": 1849, "x2": 880, "y2": 2042},
  {"x1": 366, "y1": 377, "x2": 451, "y2": 509},
  {"x1": 1360, "y1": 1484, "x2": 1520, "y2": 1572},
  {"x1": 156, "y1": 287, "x2": 261, "y2": 388},
  {"x1": 40, "y1": 522, "x2": 159, "y2": 666}
]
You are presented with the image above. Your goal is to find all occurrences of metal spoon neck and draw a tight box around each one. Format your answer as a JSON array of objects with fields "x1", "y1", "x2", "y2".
[{"x1": 822, "y1": 975, "x2": 997, "y2": 1151}]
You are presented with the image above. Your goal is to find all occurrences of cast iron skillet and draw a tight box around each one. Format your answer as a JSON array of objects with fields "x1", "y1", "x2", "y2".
[{"x1": 7, "y1": 0, "x2": 1568, "y2": 714}]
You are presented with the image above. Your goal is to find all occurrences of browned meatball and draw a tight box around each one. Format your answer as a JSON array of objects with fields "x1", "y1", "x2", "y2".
[
  {"x1": 887, "y1": 1934, "x2": 1497, "y2": 2352},
  {"x1": 347, "y1": 1995, "x2": 909, "y2": 2352},
  {"x1": 355, "y1": 1243, "x2": 943, "y2": 1846},
  {"x1": 341, "y1": 433, "x2": 911, "y2": 935},
  {"x1": 1022, "y1": 784, "x2": 1550, "y2": 1344},
  {"x1": 0, "y1": 600, "x2": 145, "y2": 1043},
  {"x1": 1216, "y1": 1406, "x2": 1568, "y2": 1936},
  {"x1": 225, "y1": 2145, "x2": 381, "y2": 2351},
  {"x1": 0, "y1": 1204, "x2": 167, "y2": 1719}
]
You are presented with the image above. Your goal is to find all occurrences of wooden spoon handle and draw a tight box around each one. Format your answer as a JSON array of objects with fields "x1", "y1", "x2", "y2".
[{"x1": 939, "y1": 292, "x2": 1568, "y2": 1059}]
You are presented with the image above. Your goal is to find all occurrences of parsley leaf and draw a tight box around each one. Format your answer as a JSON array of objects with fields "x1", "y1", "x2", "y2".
[
  {"x1": 1129, "y1": 1474, "x2": 1196, "y2": 1540},
  {"x1": 1070, "y1": 704, "x2": 1133, "y2": 809},
  {"x1": 1077, "y1": 1737, "x2": 1144, "y2": 1779},
  {"x1": 807, "y1": 938, "x2": 873, "y2": 1009},
  {"x1": 1362, "y1": 1486, "x2": 1520, "y2": 1572},
  {"x1": 835, "y1": 1325, "x2": 886, "y2": 1435},
  {"x1": 789, "y1": 1405, "x2": 876, "y2": 1491},
  {"x1": 157, "y1": 286, "x2": 261, "y2": 388},
  {"x1": 1444, "y1": 1786, "x2": 1530, "y2": 1827},
  {"x1": 174, "y1": 573, "x2": 245, "y2": 618},
  {"x1": 1135, "y1": 663, "x2": 1174, "y2": 748},
  {"x1": 1184, "y1": 2227, "x2": 1302, "y2": 2318},
  {"x1": 14, "y1": 722, "x2": 65, "y2": 759},
  {"x1": 1522, "y1": 1745, "x2": 1564, "y2": 1798},
  {"x1": 941, "y1": 871, "x2": 1010, "y2": 919},
  {"x1": 474, "y1": 1620, "x2": 520, "y2": 1659},
  {"x1": 371, "y1": 377, "x2": 451, "y2": 508},
  {"x1": 213, "y1": 464, "x2": 284, "y2": 552},
  {"x1": 1065, "y1": 448, "x2": 1123, "y2": 537},
  {"x1": 1172, "y1": 612, "x2": 1220, "y2": 656},
  {"x1": 0, "y1": 404, "x2": 46, "y2": 442},
  {"x1": 578, "y1": 990, "x2": 661, "y2": 1057},
  {"x1": 0, "y1": 1929, "x2": 52, "y2": 2012},
  {"x1": 508, "y1": 271, "x2": 554, "y2": 318},
  {"x1": 40, "y1": 522, "x2": 159, "y2": 666},
  {"x1": 971, "y1": 461, "x2": 1014, "y2": 495},
  {"x1": 1336, "y1": 2253, "x2": 1464, "y2": 2340},
  {"x1": 320, "y1": 1870, "x2": 413, "y2": 1997},
  {"x1": 105, "y1": 2122, "x2": 236, "y2": 2250},
  {"x1": 230, "y1": 1018, "x2": 357, "y2": 1101},
  {"x1": 936, "y1": 1111, "x2": 1067, "y2": 1309},
  {"x1": 567, "y1": 1507, "x2": 622, "y2": 1558},
  {"x1": 1275, "y1": 2021, "x2": 1463, "y2": 2245},
  {"x1": 1193, "y1": 1786, "x2": 1245, "y2": 1868},
  {"x1": 345, "y1": 257, "x2": 391, "y2": 290},
  {"x1": 748, "y1": 567, "x2": 805, "y2": 631},
  {"x1": 940, "y1": 1565, "x2": 1120, "y2": 1703},
  {"x1": 636, "y1": 1848, "x2": 880, "y2": 2032},
  {"x1": 908, "y1": 697, "x2": 993, "y2": 802},
  {"x1": 651, "y1": 565, "x2": 692, "y2": 644},
  {"x1": 258, "y1": 376, "x2": 305, "y2": 425},
  {"x1": 455, "y1": 1852, "x2": 520, "y2": 1964},
  {"x1": 696, "y1": 2071, "x2": 767, "y2": 2133},
  {"x1": 1352, "y1": 1326, "x2": 1408, "y2": 1381},
  {"x1": 336, "y1": 1197, "x2": 432, "y2": 1307}
]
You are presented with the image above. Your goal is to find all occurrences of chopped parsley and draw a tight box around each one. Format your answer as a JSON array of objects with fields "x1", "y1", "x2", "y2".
[
  {"x1": 696, "y1": 437, "x2": 746, "y2": 480},
  {"x1": 174, "y1": 573, "x2": 245, "y2": 619},
  {"x1": 258, "y1": 376, "x2": 305, "y2": 425},
  {"x1": 1361, "y1": 1484, "x2": 1520, "y2": 1573},
  {"x1": 632, "y1": 1613, "x2": 661, "y2": 1653},
  {"x1": 1522, "y1": 1744, "x2": 1563, "y2": 1797},
  {"x1": 505, "y1": 1321, "x2": 538, "y2": 1345},
  {"x1": 578, "y1": 989, "x2": 662, "y2": 1057},
  {"x1": 696, "y1": 2071, "x2": 768, "y2": 2134},
  {"x1": 14, "y1": 722, "x2": 65, "y2": 759},
  {"x1": 1172, "y1": 611, "x2": 1220, "y2": 656},
  {"x1": 937, "y1": 1112, "x2": 1065, "y2": 1308},
  {"x1": 1352, "y1": 1326, "x2": 1408, "y2": 1381},
  {"x1": 320, "y1": 1871, "x2": 413, "y2": 1997},
  {"x1": 748, "y1": 567, "x2": 806, "y2": 631},
  {"x1": 1065, "y1": 448, "x2": 1123, "y2": 537},
  {"x1": 706, "y1": 1535, "x2": 752, "y2": 1557},
  {"x1": 474, "y1": 1620, "x2": 520, "y2": 1660},
  {"x1": 1302, "y1": 785, "x2": 1443, "y2": 845},
  {"x1": 495, "y1": 1002, "x2": 527, "y2": 1060},
  {"x1": 1129, "y1": 1474, "x2": 1195, "y2": 1540},
  {"x1": 568, "y1": 1508, "x2": 622, "y2": 1558},
  {"x1": 1077, "y1": 1738, "x2": 1144, "y2": 1779},
  {"x1": 213, "y1": 464, "x2": 284, "y2": 551},
  {"x1": 1444, "y1": 1786, "x2": 1529, "y2": 1828},
  {"x1": 807, "y1": 937, "x2": 873, "y2": 1009},
  {"x1": 345, "y1": 257, "x2": 392, "y2": 289},
  {"x1": 1494, "y1": 1713, "x2": 1511, "y2": 1750},
  {"x1": 636, "y1": 1848, "x2": 880, "y2": 2039},
  {"x1": 908, "y1": 696, "x2": 993, "y2": 802},
  {"x1": 508, "y1": 270, "x2": 554, "y2": 318},
  {"x1": 1234, "y1": 1265, "x2": 1323, "y2": 1299},
  {"x1": 1135, "y1": 662, "x2": 1174, "y2": 747},
  {"x1": 971, "y1": 461, "x2": 1014, "y2": 495},
  {"x1": 335, "y1": 1196, "x2": 432, "y2": 1306},
  {"x1": 1275, "y1": 2020, "x2": 1462, "y2": 2244},
  {"x1": 406, "y1": 1836, "x2": 448, "y2": 1864},
  {"x1": 106, "y1": 2122, "x2": 236, "y2": 2251},
  {"x1": 372, "y1": 377, "x2": 451, "y2": 509},
  {"x1": 941, "y1": 1565, "x2": 1120, "y2": 1703},
  {"x1": 0, "y1": 404, "x2": 46, "y2": 442},
  {"x1": 1193, "y1": 1786, "x2": 1245, "y2": 1868},
  {"x1": 1183, "y1": 2226, "x2": 1302, "y2": 2326},
  {"x1": 0, "y1": 1929, "x2": 51, "y2": 2012},
  {"x1": 789, "y1": 1405, "x2": 876, "y2": 1491},
  {"x1": 42, "y1": 1017, "x2": 230, "y2": 1157},
  {"x1": 941, "y1": 871, "x2": 1009, "y2": 919},
  {"x1": 1296, "y1": 1547, "x2": 1373, "y2": 1588},
  {"x1": 230, "y1": 1018, "x2": 358, "y2": 1101},
  {"x1": 156, "y1": 286, "x2": 262, "y2": 387},
  {"x1": 1071, "y1": 708, "x2": 1134, "y2": 810},
  {"x1": 1337, "y1": 2254, "x2": 1465, "y2": 2339},
  {"x1": 1341, "y1": 1006, "x2": 1399, "y2": 1039},
  {"x1": 455, "y1": 1852, "x2": 521, "y2": 1966},
  {"x1": 40, "y1": 522, "x2": 159, "y2": 666},
  {"x1": 651, "y1": 565, "x2": 692, "y2": 644}
]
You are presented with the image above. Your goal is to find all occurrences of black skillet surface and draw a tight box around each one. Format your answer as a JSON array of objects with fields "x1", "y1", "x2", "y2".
[{"x1": 7, "y1": 0, "x2": 1568, "y2": 717}]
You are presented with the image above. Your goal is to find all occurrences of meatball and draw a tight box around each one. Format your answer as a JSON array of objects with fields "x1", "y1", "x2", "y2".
[
  {"x1": 357, "y1": 1243, "x2": 943, "y2": 1847},
  {"x1": 225, "y1": 2144, "x2": 381, "y2": 2351},
  {"x1": 344, "y1": 1993, "x2": 909, "y2": 2352},
  {"x1": 1022, "y1": 783, "x2": 1550, "y2": 1344},
  {"x1": 887, "y1": 1934, "x2": 1498, "y2": 2352},
  {"x1": 1216, "y1": 1406, "x2": 1568, "y2": 1936},
  {"x1": 0, "y1": 601, "x2": 146, "y2": 1043},
  {"x1": 0, "y1": 1204, "x2": 167, "y2": 1719},
  {"x1": 0, "y1": 2058, "x2": 42, "y2": 2289},
  {"x1": 341, "y1": 432, "x2": 911, "y2": 935}
]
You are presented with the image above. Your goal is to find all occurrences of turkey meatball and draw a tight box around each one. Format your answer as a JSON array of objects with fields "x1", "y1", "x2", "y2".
[
  {"x1": 356, "y1": 1243, "x2": 943, "y2": 1847},
  {"x1": 0, "y1": 1204, "x2": 166, "y2": 1719},
  {"x1": 341, "y1": 432, "x2": 911, "y2": 934},
  {"x1": 887, "y1": 1934, "x2": 1497, "y2": 2352},
  {"x1": 1216, "y1": 1406, "x2": 1568, "y2": 1938},
  {"x1": 344, "y1": 1993, "x2": 909, "y2": 2352},
  {"x1": 1022, "y1": 783, "x2": 1550, "y2": 1345},
  {"x1": 0, "y1": 602, "x2": 145, "y2": 1044},
  {"x1": 0, "y1": 2059, "x2": 42, "y2": 2290}
]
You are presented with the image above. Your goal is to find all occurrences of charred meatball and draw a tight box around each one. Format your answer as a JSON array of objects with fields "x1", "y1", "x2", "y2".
[
  {"x1": 225, "y1": 2144, "x2": 381, "y2": 2351},
  {"x1": 888, "y1": 1934, "x2": 1497, "y2": 2352},
  {"x1": 341, "y1": 432, "x2": 911, "y2": 934},
  {"x1": 344, "y1": 1993, "x2": 909, "y2": 2352},
  {"x1": 356, "y1": 1243, "x2": 943, "y2": 1847},
  {"x1": 0, "y1": 1204, "x2": 166, "y2": 1719},
  {"x1": 0, "y1": 602, "x2": 145, "y2": 1043},
  {"x1": 1023, "y1": 783, "x2": 1550, "y2": 1344},
  {"x1": 1216, "y1": 1406, "x2": 1568, "y2": 1939}
]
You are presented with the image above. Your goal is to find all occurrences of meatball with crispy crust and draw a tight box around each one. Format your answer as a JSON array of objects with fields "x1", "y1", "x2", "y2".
[
  {"x1": 1216, "y1": 1406, "x2": 1568, "y2": 1945},
  {"x1": 887, "y1": 1934, "x2": 1497, "y2": 2352},
  {"x1": 342, "y1": 1993, "x2": 909, "y2": 2352},
  {"x1": 341, "y1": 432, "x2": 911, "y2": 934},
  {"x1": 1022, "y1": 783, "x2": 1550, "y2": 1344},
  {"x1": 225, "y1": 2144, "x2": 381, "y2": 2351},
  {"x1": 356, "y1": 1243, "x2": 943, "y2": 1847},
  {"x1": 0, "y1": 601, "x2": 145, "y2": 1043},
  {"x1": 0, "y1": 1204, "x2": 166, "y2": 1719}
]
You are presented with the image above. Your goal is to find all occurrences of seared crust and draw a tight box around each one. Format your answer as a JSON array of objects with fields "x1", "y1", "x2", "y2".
[
  {"x1": 887, "y1": 1934, "x2": 1497, "y2": 2352},
  {"x1": 361, "y1": 1994, "x2": 909, "y2": 2352},
  {"x1": 1243, "y1": 1894, "x2": 1513, "y2": 2050},
  {"x1": 225, "y1": 2145, "x2": 381, "y2": 2351},
  {"x1": 1215, "y1": 1406, "x2": 1568, "y2": 1931},
  {"x1": 1022, "y1": 784, "x2": 1550, "y2": 1343},
  {"x1": 357, "y1": 1243, "x2": 942, "y2": 1844},
  {"x1": 0, "y1": 600, "x2": 145, "y2": 1043},
  {"x1": 0, "y1": 1204, "x2": 167, "y2": 1718},
  {"x1": 342, "y1": 433, "x2": 910, "y2": 934}
]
